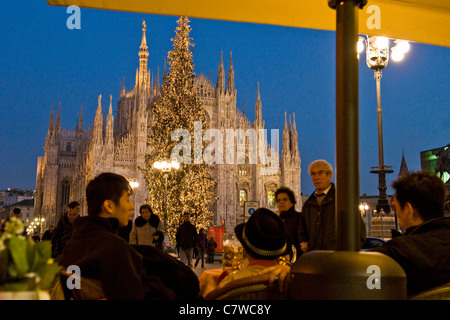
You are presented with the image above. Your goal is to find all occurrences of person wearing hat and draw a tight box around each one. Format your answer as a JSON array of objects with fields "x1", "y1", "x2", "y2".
[{"x1": 218, "y1": 208, "x2": 291, "y2": 287}]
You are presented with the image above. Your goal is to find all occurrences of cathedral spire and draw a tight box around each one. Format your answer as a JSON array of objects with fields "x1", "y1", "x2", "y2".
[
  {"x1": 76, "y1": 104, "x2": 84, "y2": 137},
  {"x1": 290, "y1": 113, "x2": 300, "y2": 162},
  {"x1": 227, "y1": 51, "x2": 235, "y2": 95},
  {"x1": 254, "y1": 82, "x2": 263, "y2": 128},
  {"x1": 79, "y1": 104, "x2": 83, "y2": 131},
  {"x1": 46, "y1": 104, "x2": 55, "y2": 145},
  {"x1": 398, "y1": 150, "x2": 409, "y2": 178},
  {"x1": 155, "y1": 65, "x2": 161, "y2": 95},
  {"x1": 140, "y1": 21, "x2": 148, "y2": 50},
  {"x1": 121, "y1": 77, "x2": 126, "y2": 96},
  {"x1": 47, "y1": 104, "x2": 54, "y2": 135},
  {"x1": 108, "y1": 94, "x2": 113, "y2": 115},
  {"x1": 105, "y1": 94, "x2": 114, "y2": 142},
  {"x1": 137, "y1": 20, "x2": 149, "y2": 89},
  {"x1": 281, "y1": 111, "x2": 291, "y2": 158},
  {"x1": 93, "y1": 94, "x2": 104, "y2": 144},
  {"x1": 216, "y1": 51, "x2": 225, "y2": 94},
  {"x1": 55, "y1": 102, "x2": 61, "y2": 137},
  {"x1": 96, "y1": 94, "x2": 102, "y2": 116}
]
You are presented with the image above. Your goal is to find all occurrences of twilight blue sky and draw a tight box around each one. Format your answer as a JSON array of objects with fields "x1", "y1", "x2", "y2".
[{"x1": 0, "y1": 1, "x2": 449, "y2": 196}]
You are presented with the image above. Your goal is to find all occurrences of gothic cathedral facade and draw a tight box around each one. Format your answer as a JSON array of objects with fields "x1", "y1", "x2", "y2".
[{"x1": 34, "y1": 22, "x2": 302, "y2": 230}]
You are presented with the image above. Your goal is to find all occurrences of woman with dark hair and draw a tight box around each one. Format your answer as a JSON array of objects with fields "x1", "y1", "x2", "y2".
[
  {"x1": 275, "y1": 187, "x2": 301, "y2": 257},
  {"x1": 129, "y1": 204, "x2": 165, "y2": 247}
]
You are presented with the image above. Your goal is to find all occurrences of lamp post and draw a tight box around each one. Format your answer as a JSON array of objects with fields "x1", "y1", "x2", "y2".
[
  {"x1": 128, "y1": 178, "x2": 139, "y2": 219},
  {"x1": 359, "y1": 201, "x2": 369, "y2": 236},
  {"x1": 358, "y1": 36, "x2": 410, "y2": 214},
  {"x1": 153, "y1": 160, "x2": 180, "y2": 229}
]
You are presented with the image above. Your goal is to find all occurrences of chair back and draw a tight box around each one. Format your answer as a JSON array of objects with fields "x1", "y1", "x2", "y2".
[
  {"x1": 408, "y1": 282, "x2": 450, "y2": 300},
  {"x1": 59, "y1": 270, "x2": 106, "y2": 300},
  {"x1": 205, "y1": 274, "x2": 286, "y2": 300}
]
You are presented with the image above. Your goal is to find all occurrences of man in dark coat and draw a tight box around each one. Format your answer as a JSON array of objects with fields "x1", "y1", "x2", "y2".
[
  {"x1": 52, "y1": 201, "x2": 80, "y2": 260},
  {"x1": 42, "y1": 225, "x2": 55, "y2": 241},
  {"x1": 61, "y1": 172, "x2": 199, "y2": 300},
  {"x1": 176, "y1": 213, "x2": 198, "y2": 268},
  {"x1": 370, "y1": 171, "x2": 450, "y2": 296},
  {"x1": 298, "y1": 159, "x2": 366, "y2": 252}
]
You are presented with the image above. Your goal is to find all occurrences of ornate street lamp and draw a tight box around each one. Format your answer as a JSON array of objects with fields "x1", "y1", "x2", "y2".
[
  {"x1": 358, "y1": 36, "x2": 410, "y2": 214},
  {"x1": 128, "y1": 178, "x2": 139, "y2": 219},
  {"x1": 359, "y1": 202, "x2": 369, "y2": 217},
  {"x1": 153, "y1": 160, "x2": 180, "y2": 228},
  {"x1": 359, "y1": 201, "x2": 369, "y2": 236}
]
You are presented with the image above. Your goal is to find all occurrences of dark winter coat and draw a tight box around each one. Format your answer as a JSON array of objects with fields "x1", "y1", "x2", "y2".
[
  {"x1": 207, "y1": 238, "x2": 217, "y2": 255},
  {"x1": 279, "y1": 205, "x2": 301, "y2": 255},
  {"x1": 176, "y1": 221, "x2": 198, "y2": 250},
  {"x1": 52, "y1": 213, "x2": 76, "y2": 259},
  {"x1": 117, "y1": 219, "x2": 133, "y2": 242},
  {"x1": 133, "y1": 244, "x2": 201, "y2": 299},
  {"x1": 42, "y1": 229, "x2": 53, "y2": 241},
  {"x1": 370, "y1": 217, "x2": 450, "y2": 295},
  {"x1": 298, "y1": 183, "x2": 366, "y2": 251},
  {"x1": 196, "y1": 232, "x2": 208, "y2": 249},
  {"x1": 60, "y1": 215, "x2": 175, "y2": 300}
]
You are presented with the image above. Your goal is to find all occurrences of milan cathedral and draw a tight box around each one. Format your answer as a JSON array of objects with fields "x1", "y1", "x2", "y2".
[{"x1": 34, "y1": 21, "x2": 302, "y2": 229}]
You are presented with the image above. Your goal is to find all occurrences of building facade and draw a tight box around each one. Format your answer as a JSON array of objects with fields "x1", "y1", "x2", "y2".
[{"x1": 34, "y1": 22, "x2": 302, "y2": 230}]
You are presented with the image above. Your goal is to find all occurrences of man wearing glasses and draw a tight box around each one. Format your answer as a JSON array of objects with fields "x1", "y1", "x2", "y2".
[{"x1": 298, "y1": 159, "x2": 366, "y2": 253}]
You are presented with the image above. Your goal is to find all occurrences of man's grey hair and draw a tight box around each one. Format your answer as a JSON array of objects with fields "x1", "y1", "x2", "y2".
[{"x1": 308, "y1": 159, "x2": 333, "y2": 177}]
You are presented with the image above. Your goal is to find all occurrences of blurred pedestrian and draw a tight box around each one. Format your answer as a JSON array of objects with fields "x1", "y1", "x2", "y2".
[
  {"x1": 42, "y1": 225, "x2": 55, "y2": 241},
  {"x1": 52, "y1": 201, "x2": 80, "y2": 261},
  {"x1": 32, "y1": 231, "x2": 41, "y2": 242},
  {"x1": 207, "y1": 236, "x2": 217, "y2": 264},
  {"x1": 176, "y1": 213, "x2": 198, "y2": 268},
  {"x1": 194, "y1": 228, "x2": 207, "y2": 268},
  {"x1": 129, "y1": 204, "x2": 165, "y2": 247},
  {"x1": 370, "y1": 171, "x2": 450, "y2": 296}
]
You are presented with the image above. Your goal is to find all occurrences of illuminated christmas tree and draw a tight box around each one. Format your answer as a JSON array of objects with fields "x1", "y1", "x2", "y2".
[{"x1": 143, "y1": 16, "x2": 217, "y2": 240}]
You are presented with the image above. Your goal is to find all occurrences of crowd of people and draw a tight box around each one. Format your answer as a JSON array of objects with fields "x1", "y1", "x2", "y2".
[{"x1": 1, "y1": 159, "x2": 449, "y2": 300}]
